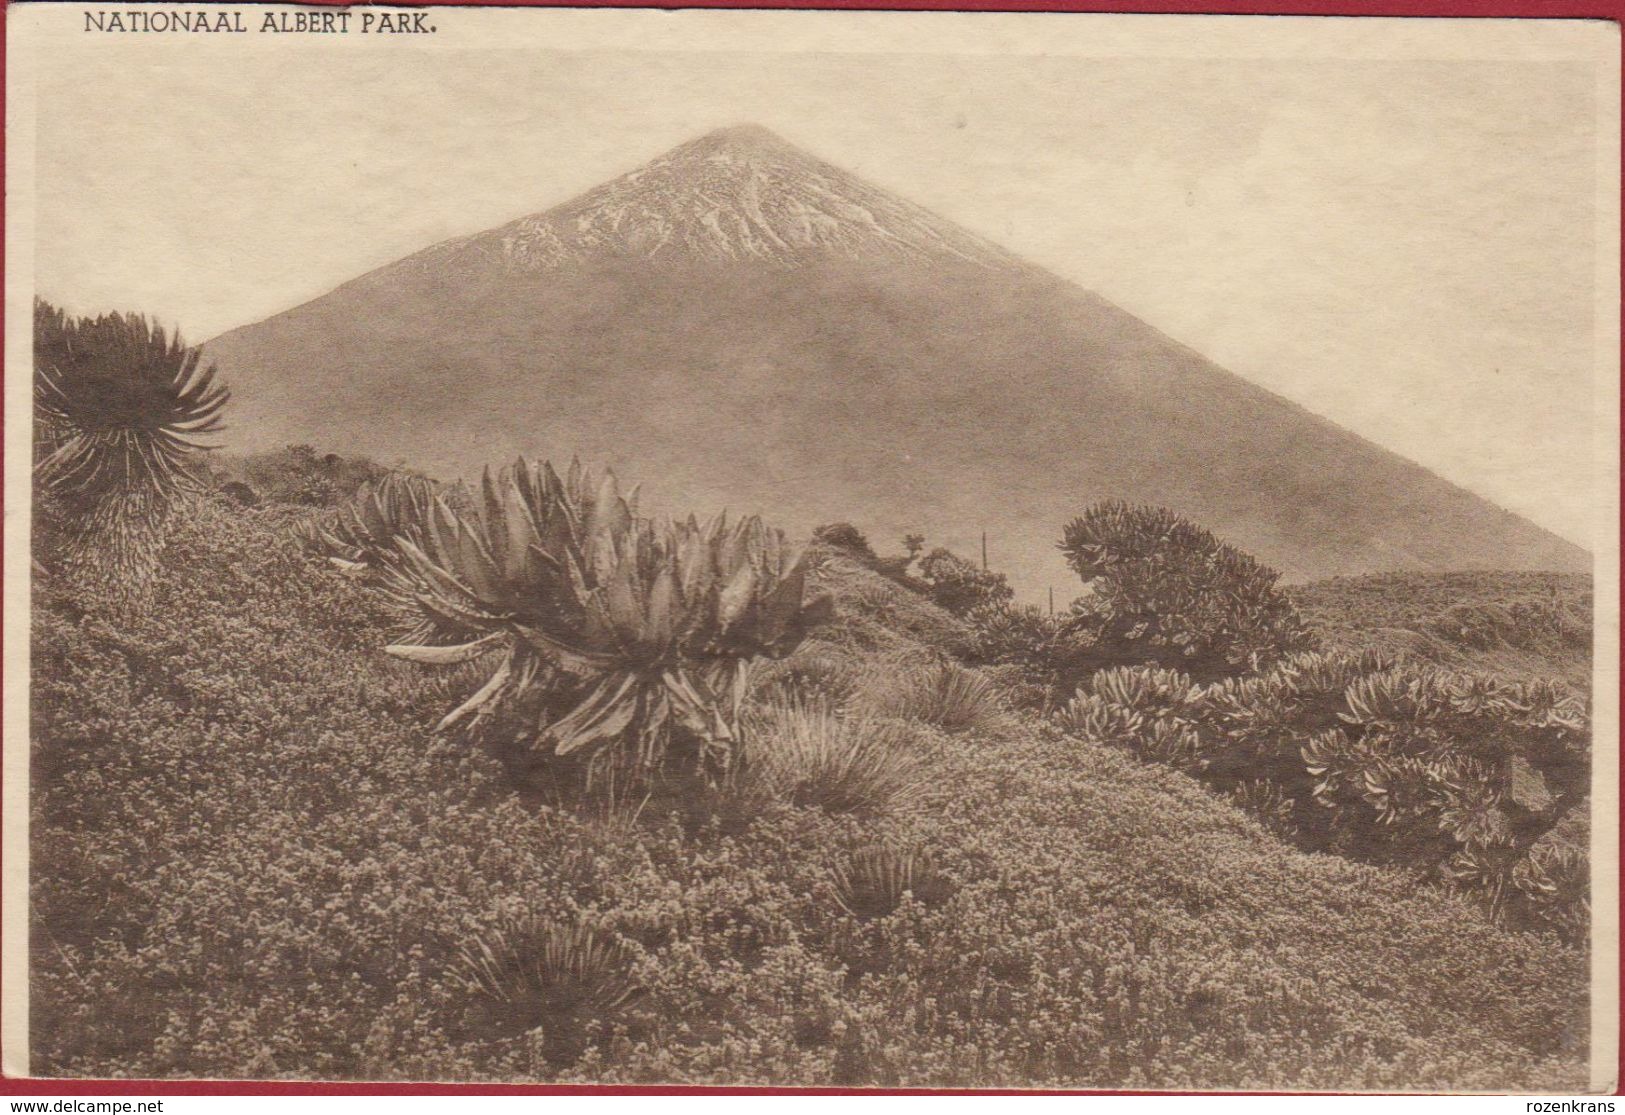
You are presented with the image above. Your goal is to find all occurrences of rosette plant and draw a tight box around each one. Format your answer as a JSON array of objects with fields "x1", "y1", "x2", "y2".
[
  {"x1": 308, "y1": 471, "x2": 442, "y2": 570},
  {"x1": 34, "y1": 300, "x2": 229, "y2": 592},
  {"x1": 304, "y1": 472, "x2": 472, "y2": 645},
  {"x1": 382, "y1": 458, "x2": 833, "y2": 792}
]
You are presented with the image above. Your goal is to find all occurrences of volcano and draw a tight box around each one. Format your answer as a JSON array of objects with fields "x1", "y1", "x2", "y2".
[{"x1": 201, "y1": 124, "x2": 1587, "y2": 597}]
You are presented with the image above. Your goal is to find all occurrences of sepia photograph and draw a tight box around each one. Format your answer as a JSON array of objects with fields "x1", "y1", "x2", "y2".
[{"x1": 3, "y1": 3, "x2": 1619, "y2": 1093}]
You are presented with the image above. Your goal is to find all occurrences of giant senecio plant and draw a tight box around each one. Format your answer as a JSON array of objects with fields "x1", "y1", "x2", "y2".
[
  {"x1": 378, "y1": 459, "x2": 833, "y2": 789},
  {"x1": 34, "y1": 300, "x2": 229, "y2": 593},
  {"x1": 1059, "y1": 501, "x2": 1314, "y2": 681}
]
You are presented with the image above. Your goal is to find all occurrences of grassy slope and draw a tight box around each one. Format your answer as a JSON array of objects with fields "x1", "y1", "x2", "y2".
[
  {"x1": 31, "y1": 500, "x2": 1587, "y2": 1088},
  {"x1": 1289, "y1": 571, "x2": 1593, "y2": 689}
]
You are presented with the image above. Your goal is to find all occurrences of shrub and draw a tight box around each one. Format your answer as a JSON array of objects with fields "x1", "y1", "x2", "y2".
[
  {"x1": 1198, "y1": 649, "x2": 1396, "y2": 809},
  {"x1": 33, "y1": 299, "x2": 229, "y2": 597},
  {"x1": 454, "y1": 916, "x2": 644, "y2": 1063},
  {"x1": 914, "y1": 548, "x2": 1013, "y2": 617},
  {"x1": 1058, "y1": 649, "x2": 1591, "y2": 938},
  {"x1": 1299, "y1": 667, "x2": 1589, "y2": 925},
  {"x1": 833, "y1": 845, "x2": 954, "y2": 921},
  {"x1": 747, "y1": 697, "x2": 924, "y2": 816},
  {"x1": 960, "y1": 602, "x2": 1096, "y2": 706},
  {"x1": 1508, "y1": 839, "x2": 1589, "y2": 940},
  {"x1": 1056, "y1": 665, "x2": 1205, "y2": 772},
  {"x1": 375, "y1": 459, "x2": 833, "y2": 798},
  {"x1": 812, "y1": 523, "x2": 879, "y2": 564},
  {"x1": 1059, "y1": 502, "x2": 1314, "y2": 681},
  {"x1": 856, "y1": 660, "x2": 1006, "y2": 735}
]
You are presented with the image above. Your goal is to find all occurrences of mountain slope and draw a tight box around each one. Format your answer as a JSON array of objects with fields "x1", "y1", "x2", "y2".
[
  {"x1": 397, "y1": 123, "x2": 1018, "y2": 273},
  {"x1": 202, "y1": 125, "x2": 1587, "y2": 596}
]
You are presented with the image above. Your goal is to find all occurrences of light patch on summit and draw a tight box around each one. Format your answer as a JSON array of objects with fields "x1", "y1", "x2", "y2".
[{"x1": 401, "y1": 125, "x2": 1020, "y2": 275}]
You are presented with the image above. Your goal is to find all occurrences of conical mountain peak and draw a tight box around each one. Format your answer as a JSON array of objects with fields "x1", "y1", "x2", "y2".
[
  {"x1": 401, "y1": 125, "x2": 1019, "y2": 272},
  {"x1": 207, "y1": 126, "x2": 1590, "y2": 596},
  {"x1": 681, "y1": 123, "x2": 798, "y2": 156}
]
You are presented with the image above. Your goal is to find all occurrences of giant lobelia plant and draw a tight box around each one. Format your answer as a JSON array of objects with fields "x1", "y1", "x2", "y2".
[
  {"x1": 380, "y1": 458, "x2": 833, "y2": 793},
  {"x1": 303, "y1": 471, "x2": 476, "y2": 646}
]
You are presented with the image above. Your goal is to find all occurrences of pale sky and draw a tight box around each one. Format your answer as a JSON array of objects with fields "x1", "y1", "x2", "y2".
[{"x1": 16, "y1": 8, "x2": 1616, "y2": 547}]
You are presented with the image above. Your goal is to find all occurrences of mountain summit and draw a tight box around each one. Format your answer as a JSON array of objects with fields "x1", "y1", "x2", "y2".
[
  {"x1": 393, "y1": 124, "x2": 1017, "y2": 274},
  {"x1": 203, "y1": 126, "x2": 1587, "y2": 596}
]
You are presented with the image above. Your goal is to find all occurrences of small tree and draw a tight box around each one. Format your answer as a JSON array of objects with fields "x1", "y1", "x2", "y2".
[
  {"x1": 915, "y1": 547, "x2": 1013, "y2": 616},
  {"x1": 962, "y1": 601, "x2": 1095, "y2": 705},
  {"x1": 812, "y1": 522, "x2": 879, "y2": 564},
  {"x1": 1059, "y1": 502, "x2": 1313, "y2": 681},
  {"x1": 33, "y1": 300, "x2": 229, "y2": 596}
]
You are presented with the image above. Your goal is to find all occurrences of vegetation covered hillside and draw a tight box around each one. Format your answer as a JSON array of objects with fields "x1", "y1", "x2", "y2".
[
  {"x1": 32, "y1": 493, "x2": 1589, "y2": 1088},
  {"x1": 1290, "y1": 572, "x2": 1593, "y2": 689}
]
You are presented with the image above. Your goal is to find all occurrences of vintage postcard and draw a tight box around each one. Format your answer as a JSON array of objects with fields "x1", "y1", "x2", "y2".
[{"x1": 3, "y1": 3, "x2": 1619, "y2": 1091}]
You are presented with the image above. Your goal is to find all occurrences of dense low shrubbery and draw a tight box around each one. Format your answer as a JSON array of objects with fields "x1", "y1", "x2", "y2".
[
  {"x1": 912, "y1": 548, "x2": 1014, "y2": 617},
  {"x1": 809, "y1": 524, "x2": 1013, "y2": 619},
  {"x1": 200, "y1": 444, "x2": 394, "y2": 509},
  {"x1": 811, "y1": 523, "x2": 882, "y2": 566},
  {"x1": 1293, "y1": 572, "x2": 1592, "y2": 641},
  {"x1": 1056, "y1": 651, "x2": 1590, "y2": 939},
  {"x1": 1290, "y1": 571, "x2": 1593, "y2": 689},
  {"x1": 957, "y1": 603, "x2": 1096, "y2": 709},
  {"x1": 29, "y1": 481, "x2": 1590, "y2": 1087}
]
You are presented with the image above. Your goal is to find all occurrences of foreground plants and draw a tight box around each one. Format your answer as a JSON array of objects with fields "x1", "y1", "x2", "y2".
[
  {"x1": 833, "y1": 843, "x2": 954, "y2": 921},
  {"x1": 455, "y1": 916, "x2": 644, "y2": 1063},
  {"x1": 353, "y1": 458, "x2": 833, "y2": 795},
  {"x1": 747, "y1": 696, "x2": 925, "y2": 816},
  {"x1": 855, "y1": 659, "x2": 1006, "y2": 734},
  {"x1": 1059, "y1": 501, "x2": 1315, "y2": 682},
  {"x1": 304, "y1": 472, "x2": 465, "y2": 643},
  {"x1": 33, "y1": 299, "x2": 229, "y2": 598},
  {"x1": 30, "y1": 497, "x2": 1589, "y2": 1087},
  {"x1": 1057, "y1": 650, "x2": 1591, "y2": 938}
]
